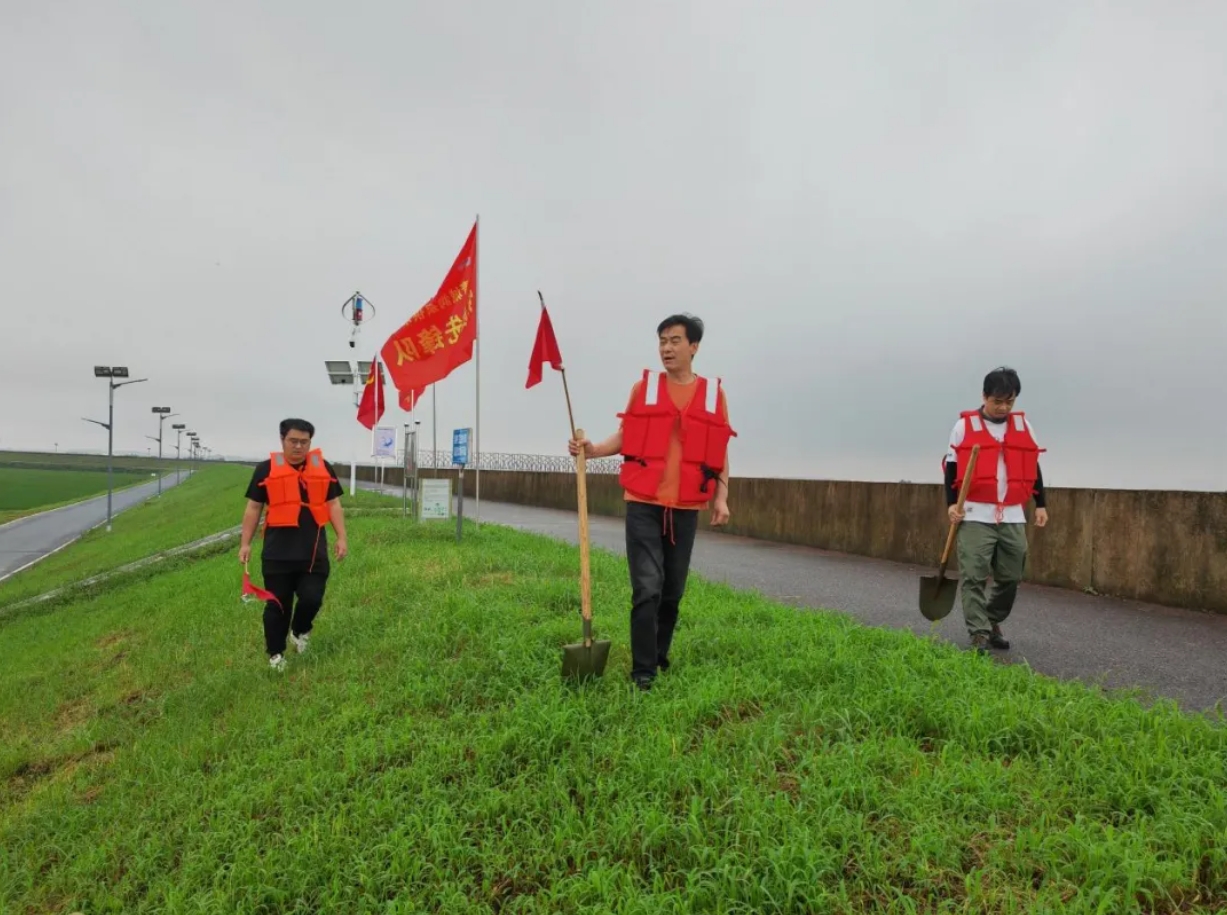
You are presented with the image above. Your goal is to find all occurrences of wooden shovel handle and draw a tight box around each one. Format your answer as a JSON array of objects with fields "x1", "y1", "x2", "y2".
[
  {"x1": 575, "y1": 427, "x2": 594, "y2": 640},
  {"x1": 938, "y1": 444, "x2": 980, "y2": 572}
]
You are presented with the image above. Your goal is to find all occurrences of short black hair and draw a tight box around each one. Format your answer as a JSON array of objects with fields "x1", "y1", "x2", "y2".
[
  {"x1": 280, "y1": 418, "x2": 315, "y2": 438},
  {"x1": 983, "y1": 366, "x2": 1021, "y2": 399},
  {"x1": 657, "y1": 313, "x2": 704, "y2": 344}
]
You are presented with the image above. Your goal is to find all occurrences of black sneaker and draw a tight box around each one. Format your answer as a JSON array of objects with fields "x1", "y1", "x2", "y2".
[
  {"x1": 633, "y1": 677, "x2": 654, "y2": 692},
  {"x1": 969, "y1": 634, "x2": 990, "y2": 655},
  {"x1": 989, "y1": 625, "x2": 1010, "y2": 650}
]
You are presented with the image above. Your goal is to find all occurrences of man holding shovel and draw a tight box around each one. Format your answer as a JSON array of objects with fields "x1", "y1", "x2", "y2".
[
  {"x1": 569, "y1": 313, "x2": 735, "y2": 690},
  {"x1": 944, "y1": 367, "x2": 1049, "y2": 653}
]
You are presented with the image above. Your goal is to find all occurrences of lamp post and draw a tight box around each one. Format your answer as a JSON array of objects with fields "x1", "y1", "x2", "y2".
[
  {"x1": 85, "y1": 366, "x2": 149, "y2": 532},
  {"x1": 150, "y1": 407, "x2": 177, "y2": 496},
  {"x1": 325, "y1": 359, "x2": 383, "y2": 500},
  {"x1": 172, "y1": 423, "x2": 187, "y2": 484}
]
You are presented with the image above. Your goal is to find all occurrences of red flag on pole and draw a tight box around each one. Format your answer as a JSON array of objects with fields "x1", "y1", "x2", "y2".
[
  {"x1": 526, "y1": 298, "x2": 563, "y2": 388},
  {"x1": 356, "y1": 356, "x2": 385, "y2": 430},
  {"x1": 380, "y1": 223, "x2": 477, "y2": 411}
]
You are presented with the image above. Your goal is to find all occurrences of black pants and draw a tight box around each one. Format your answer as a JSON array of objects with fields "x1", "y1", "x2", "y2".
[
  {"x1": 261, "y1": 562, "x2": 329, "y2": 657},
  {"x1": 625, "y1": 501, "x2": 699, "y2": 683}
]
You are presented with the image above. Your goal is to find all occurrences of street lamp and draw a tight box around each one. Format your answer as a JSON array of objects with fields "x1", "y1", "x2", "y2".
[
  {"x1": 325, "y1": 359, "x2": 384, "y2": 497},
  {"x1": 150, "y1": 407, "x2": 178, "y2": 496},
  {"x1": 172, "y1": 423, "x2": 187, "y2": 484},
  {"x1": 85, "y1": 365, "x2": 149, "y2": 532}
]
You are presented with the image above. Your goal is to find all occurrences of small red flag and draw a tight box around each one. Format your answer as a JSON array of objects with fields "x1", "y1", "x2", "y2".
[
  {"x1": 241, "y1": 563, "x2": 282, "y2": 609},
  {"x1": 356, "y1": 356, "x2": 385, "y2": 430},
  {"x1": 526, "y1": 301, "x2": 563, "y2": 388}
]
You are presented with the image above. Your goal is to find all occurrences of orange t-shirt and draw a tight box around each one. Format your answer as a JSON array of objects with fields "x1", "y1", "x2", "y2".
[{"x1": 620, "y1": 374, "x2": 730, "y2": 510}]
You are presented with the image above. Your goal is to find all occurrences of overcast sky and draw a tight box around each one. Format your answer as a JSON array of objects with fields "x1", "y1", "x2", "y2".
[{"x1": 2, "y1": 1, "x2": 1224, "y2": 491}]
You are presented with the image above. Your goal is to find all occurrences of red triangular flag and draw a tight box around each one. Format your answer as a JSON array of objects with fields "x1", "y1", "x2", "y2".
[
  {"x1": 356, "y1": 356, "x2": 385, "y2": 430},
  {"x1": 526, "y1": 300, "x2": 563, "y2": 388},
  {"x1": 241, "y1": 563, "x2": 282, "y2": 609}
]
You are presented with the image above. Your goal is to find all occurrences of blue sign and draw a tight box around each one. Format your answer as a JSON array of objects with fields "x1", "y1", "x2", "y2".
[{"x1": 452, "y1": 427, "x2": 471, "y2": 466}]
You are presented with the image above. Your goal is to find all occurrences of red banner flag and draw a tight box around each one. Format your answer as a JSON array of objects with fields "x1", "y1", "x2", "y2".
[
  {"x1": 355, "y1": 356, "x2": 385, "y2": 430},
  {"x1": 380, "y1": 223, "x2": 477, "y2": 410},
  {"x1": 526, "y1": 298, "x2": 563, "y2": 388}
]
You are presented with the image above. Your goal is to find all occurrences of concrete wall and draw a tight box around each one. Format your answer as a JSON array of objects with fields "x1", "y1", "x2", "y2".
[{"x1": 360, "y1": 466, "x2": 1227, "y2": 615}]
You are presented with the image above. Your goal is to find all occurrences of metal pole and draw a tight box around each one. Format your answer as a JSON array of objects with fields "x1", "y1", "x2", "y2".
[
  {"x1": 474, "y1": 212, "x2": 480, "y2": 529},
  {"x1": 156, "y1": 415, "x2": 164, "y2": 497},
  {"x1": 432, "y1": 384, "x2": 437, "y2": 477},
  {"x1": 351, "y1": 388, "x2": 359, "y2": 500},
  {"x1": 176, "y1": 430, "x2": 182, "y2": 485},
  {"x1": 106, "y1": 382, "x2": 114, "y2": 532},
  {"x1": 456, "y1": 467, "x2": 464, "y2": 542},
  {"x1": 413, "y1": 427, "x2": 420, "y2": 519}
]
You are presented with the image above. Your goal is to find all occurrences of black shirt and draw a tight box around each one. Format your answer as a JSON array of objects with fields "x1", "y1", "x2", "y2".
[{"x1": 245, "y1": 458, "x2": 345, "y2": 566}]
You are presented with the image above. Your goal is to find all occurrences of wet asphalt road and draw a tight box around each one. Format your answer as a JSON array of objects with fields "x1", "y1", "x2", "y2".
[
  {"x1": 0, "y1": 473, "x2": 185, "y2": 582},
  {"x1": 364, "y1": 485, "x2": 1226, "y2": 715}
]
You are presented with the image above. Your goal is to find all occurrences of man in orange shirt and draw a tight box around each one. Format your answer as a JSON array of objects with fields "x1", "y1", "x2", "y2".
[{"x1": 569, "y1": 314, "x2": 734, "y2": 690}]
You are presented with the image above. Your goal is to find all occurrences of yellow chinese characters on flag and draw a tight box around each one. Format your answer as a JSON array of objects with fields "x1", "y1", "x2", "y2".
[{"x1": 379, "y1": 223, "x2": 477, "y2": 410}]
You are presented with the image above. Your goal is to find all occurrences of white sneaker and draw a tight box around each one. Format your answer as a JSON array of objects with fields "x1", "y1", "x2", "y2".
[
  {"x1": 269, "y1": 653, "x2": 286, "y2": 671},
  {"x1": 290, "y1": 632, "x2": 309, "y2": 654}
]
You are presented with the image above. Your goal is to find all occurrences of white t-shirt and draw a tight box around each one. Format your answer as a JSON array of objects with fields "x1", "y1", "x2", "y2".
[{"x1": 945, "y1": 413, "x2": 1040, "y2": 525}]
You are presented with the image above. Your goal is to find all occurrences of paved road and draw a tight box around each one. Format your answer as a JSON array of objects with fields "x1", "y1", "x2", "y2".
[
  {"x1": 363, "y1": 484, "x2": 1227, "y2": 714},
  {"x1": 0, "y1": 473, "x2": 186, "y2": 582}
]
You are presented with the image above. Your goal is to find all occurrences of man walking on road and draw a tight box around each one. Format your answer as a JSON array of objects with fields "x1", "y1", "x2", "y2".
[
  {"x1": 569, "y1": 314, "x2": 735, "y2": 690},
  {"x1": 238, "y1": 418, "x2": 348, "y2": 671},
  {"x1": 944, "y1": 367, "x2": 1049, "y2": 654}
]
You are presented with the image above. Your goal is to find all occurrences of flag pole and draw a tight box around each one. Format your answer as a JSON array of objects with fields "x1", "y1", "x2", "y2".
[
  {"x1": 369, "y1": 357, "x2": 377, "y2": 474},
  {"x1": 474, "y1": 212, "x2": 481, "y2": 529},
  {"x1": 432, "y1": 384, "x2": 437, "y2": 477}
]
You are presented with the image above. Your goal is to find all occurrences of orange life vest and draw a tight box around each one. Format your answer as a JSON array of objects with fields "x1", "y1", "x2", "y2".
[
  {"x1": 617, "y1": 369, "x2": 736, "y2": 505},
  {"x1": 260, "y1": 449, "x2": 334, "y2": 528},
  {"x1": 949, "y1": 410, "x2": 1044, "y2": 507}
]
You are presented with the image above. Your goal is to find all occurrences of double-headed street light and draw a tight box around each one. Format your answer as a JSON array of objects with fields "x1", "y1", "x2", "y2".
[
  {"x1": 172, "y1": 423, "x2": 187, "y2": 484},
  {"x1": 84, "y1": 366, "x2": 148, "y2": 532},
  {"x1": 150, "y1": 407, "x2": 178, "y2": 496}
]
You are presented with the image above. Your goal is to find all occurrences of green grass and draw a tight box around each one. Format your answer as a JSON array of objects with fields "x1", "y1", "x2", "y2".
[
  {"x1": 0, "y1": 450, "x2": 216, "y2": 473},
  {"x1": 0, "y1": 465, "x2": 253, "y2": 607},
  {"x1": 1, "y1": 510, "x2": 1224, "y2": 914},
  {"x1": 0, "y1": 466, "x2": 155, "y2": 525}
]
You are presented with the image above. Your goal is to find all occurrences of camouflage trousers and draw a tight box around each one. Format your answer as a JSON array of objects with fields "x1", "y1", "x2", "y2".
[{"x1": 956, "y1": 521, "x2": 1029, "y2": 637}]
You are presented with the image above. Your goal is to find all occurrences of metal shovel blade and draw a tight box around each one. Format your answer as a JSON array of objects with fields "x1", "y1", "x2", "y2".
[
  {"x1": 918, "y1": 574, "x2": 958, "y2": 621},
  {"x1": 561, "y1": 637, "x2": 611, "y2": 682}
]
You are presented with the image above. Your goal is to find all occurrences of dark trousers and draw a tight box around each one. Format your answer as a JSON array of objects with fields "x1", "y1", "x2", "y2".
[
  {"x1": 261, "y1": 562, "x2": 329, "y2": 657},
  {"x1": 625, "y1": 501, "x2": 699, "y2": 683}
]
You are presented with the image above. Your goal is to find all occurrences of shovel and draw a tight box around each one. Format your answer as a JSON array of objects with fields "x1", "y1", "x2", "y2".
[
  {"x1": 918, "y1": 444, "x2": 980, "y2": 621},
  {"x1": 561, "y1": 425, "x2": 611, "y2": 681}
]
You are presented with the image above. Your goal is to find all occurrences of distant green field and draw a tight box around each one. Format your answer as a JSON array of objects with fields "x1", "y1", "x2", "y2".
[
  {"x1": 0, "y1": 450, "x2": 203, "y2": 474},
  {"x1": 0, "y1": 467, "x2": 147, "y2": 514}
]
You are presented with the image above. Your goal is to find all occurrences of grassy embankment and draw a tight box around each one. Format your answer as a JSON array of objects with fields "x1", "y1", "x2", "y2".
[
  {"x1": 1, "y1": 475, "x2": 1224, "y2": 913},
  {"x1": 0, "y1": 465, "x2": 253, "y2": 606}
]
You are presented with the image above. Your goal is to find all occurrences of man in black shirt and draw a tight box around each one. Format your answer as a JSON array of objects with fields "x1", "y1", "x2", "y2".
[{"x1": 239, "y1": 418, "x2": 348, "y2": 671}]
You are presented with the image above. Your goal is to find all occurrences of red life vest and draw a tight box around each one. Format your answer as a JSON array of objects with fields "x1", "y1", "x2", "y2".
[
  {"x1": 260, "y1": 449, "x2": 334, "y2": 527},
  {"x1": 949, "y1": 410, "x2": 1044, "y2": 507},
  {"x1": 617, "y1": 369, "x2": 736, "y2": 505}
]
